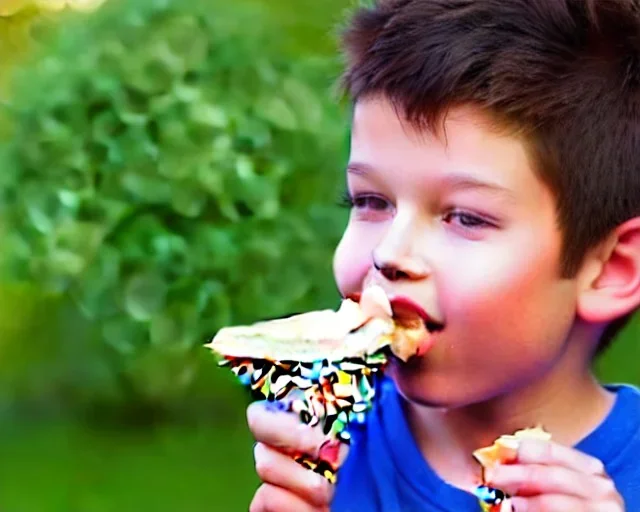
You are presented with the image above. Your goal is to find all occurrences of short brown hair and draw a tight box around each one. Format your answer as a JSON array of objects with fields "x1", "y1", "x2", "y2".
[{"x1": 340, "y1": 0, "x2": 640, "y2": 351}]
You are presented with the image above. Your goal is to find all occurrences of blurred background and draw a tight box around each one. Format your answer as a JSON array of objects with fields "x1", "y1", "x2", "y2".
[{"x1": 0, "y1": 0, "x2": 637, "y2": 510}]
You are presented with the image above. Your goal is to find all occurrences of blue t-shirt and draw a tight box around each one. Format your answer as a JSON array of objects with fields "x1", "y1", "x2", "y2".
[{"x1": 332, "y1": 379, "x2": 640, "y2": 511}]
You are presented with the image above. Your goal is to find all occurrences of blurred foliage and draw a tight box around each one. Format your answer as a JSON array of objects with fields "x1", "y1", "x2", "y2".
[
  {"x1": 0, "y1": 0, "x2": 106, "y2": 16},
  {"x1": 0, "y1": 6, "x2": 42, "y2": 97},
  {"x1": 595, "y1": 314, "x2": 640, "y2": 386},
  {"x1": 0, "y1": 1, "x2": 106, "y2": 100},
  {"x1": 0, "y1": 419, "x2": 259, "y2": 511},
  {"x1": 0, "y1": 0, "x2": 350, "y2": 419}
]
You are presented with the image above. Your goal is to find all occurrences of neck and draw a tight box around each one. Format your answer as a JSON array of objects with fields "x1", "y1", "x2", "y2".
[{"x1": 404, "y1": 326, "x2": 616, "y2": 491}]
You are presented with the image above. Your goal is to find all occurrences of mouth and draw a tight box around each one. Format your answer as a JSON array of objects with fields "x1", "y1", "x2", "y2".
[
  {"x1": 346, "y1": 291, "x2": 444, "y2": 334},
  {"x1": 388, "y1": 296, "x2": 444, "y2": 334}
]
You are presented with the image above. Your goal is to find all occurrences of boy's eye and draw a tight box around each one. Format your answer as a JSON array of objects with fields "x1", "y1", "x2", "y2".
[
  {"x1": 353, "y1": 195, "x2": 390, "y2": 211},
  {"x1": 443, "y1": 210, "x2": 492, "y2": 229},
  {"x1": 340, "y1": 192, "x2": 391, "y2": 211}
]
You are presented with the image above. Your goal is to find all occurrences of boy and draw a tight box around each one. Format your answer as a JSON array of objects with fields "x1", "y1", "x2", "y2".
[{"x1": 247, "y1": 0, "x2": 640, "y2": 510}]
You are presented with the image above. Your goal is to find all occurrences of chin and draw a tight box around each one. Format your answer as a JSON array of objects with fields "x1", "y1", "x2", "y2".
[
  {"x1": 387, "y1": 358, "x2": 499, "y2": 409},
  {"x1": 387, "y1": 360, "x2": 456, "y2": 408}
]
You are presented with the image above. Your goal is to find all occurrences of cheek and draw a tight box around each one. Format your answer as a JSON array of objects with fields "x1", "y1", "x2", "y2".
[
  {"x1": 455, "y1": 254, "x2": 542, "y2": 308},
  {"x1": 441, "y1": 237, "x2": 573, "y2": 342},
  {"x1": 333, "y1": 224, "x2": 376, "y2": 296}
]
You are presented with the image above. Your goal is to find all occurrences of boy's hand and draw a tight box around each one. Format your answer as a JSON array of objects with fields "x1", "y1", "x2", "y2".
[
  {"x1": 486, "y1": 438, "x2": 625, "y2": 511},
  {"x1": 247, "y1": 402, "x2": 348, "y2": 512}
]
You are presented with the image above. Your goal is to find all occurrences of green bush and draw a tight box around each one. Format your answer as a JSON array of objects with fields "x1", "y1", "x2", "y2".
[{"x1": 0, "y1": 0, "x2": 350, "y2": 418}]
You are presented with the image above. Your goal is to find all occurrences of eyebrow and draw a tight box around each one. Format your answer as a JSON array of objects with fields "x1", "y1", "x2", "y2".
[
  {"x1": 346, "y1": 162, "x2": 376, "y2": 176},
  {"x1": 439, "y1": 175, "x2": 516, "y2": 200},
  {"x1": 347, "y1": 161, "x2": 516, "y2": 200}
]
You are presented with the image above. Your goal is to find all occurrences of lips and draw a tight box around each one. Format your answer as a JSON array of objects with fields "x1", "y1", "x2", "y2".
[
  {"x1": 347, "y1": 292, "x2": 443, "y2": 331},
  {"x1": 389, "y1": 296, "x2": 429, "y2": 322},
  {"x1": 346, "y1": 290, "x2": 444, "y2": 359},
  {"x1": 388, "y1": 296, "x2": 443, "y2": 359},
  {"x1": 391, "y1": 296, "x2": 444, "y2": 331}
]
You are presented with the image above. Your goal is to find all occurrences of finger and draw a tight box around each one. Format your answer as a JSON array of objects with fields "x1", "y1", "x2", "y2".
[
  {"x1": 516, "y1": 439, "x2": 605, "y2": 475},
  {"x1": 249, "y1": 483, "x2": 329, "y2": 512},
  {"x1": 253, "y1": 442, "x2": 334, "y2": 507},
  {"x1": 247, "y1": 401, "x2": 328, "y2": 458},
  {"x1": 487, "y1": 463, "x2": 614, "y2": 500},
  {"x1": 510, "y1": 494, "x2": 585, "y2": 512}
]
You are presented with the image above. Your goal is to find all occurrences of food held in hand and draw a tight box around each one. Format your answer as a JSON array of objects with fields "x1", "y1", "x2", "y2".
[
  {"x1": 209, "y1": 285, "x2": 430, "y2": 363},
  {"x1": 473, "y1": 427, "x2": 552, "y2": 511},
  {"x1": 206, "y1": 285, "x2": 435, "y2": 482}
]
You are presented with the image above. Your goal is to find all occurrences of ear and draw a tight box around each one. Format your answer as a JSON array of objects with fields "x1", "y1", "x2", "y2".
[{"x1": 577, "y1": 217, "x2": 640, "y2": 323}]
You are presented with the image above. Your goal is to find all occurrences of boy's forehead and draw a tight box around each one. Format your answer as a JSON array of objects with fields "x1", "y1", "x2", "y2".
[
  {"x1": 351, "y1": 98, "x2": 519, "y2": 167},
  {"x1": 351, "y1": 96, "x2": 423, "y2": 141},
  {"x1": 349, "y1": 97, "x2": 550, "y2": 202},
  {"x1": 351, "y1": 96, "x2": 508, "y2": 142}
]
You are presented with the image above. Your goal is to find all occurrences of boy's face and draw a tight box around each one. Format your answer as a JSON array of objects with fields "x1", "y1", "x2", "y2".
[{"x1": 333, "y1": 97, "x2": 581, "y2": 407}]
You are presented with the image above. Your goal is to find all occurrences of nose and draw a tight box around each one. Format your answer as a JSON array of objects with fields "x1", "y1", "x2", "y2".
[
  {"x1": 372, "y1": 214, "x2": 431, "y2": 282},
  {"x1": 372, "y1": 253, "x2": 429, "y2": 281}
]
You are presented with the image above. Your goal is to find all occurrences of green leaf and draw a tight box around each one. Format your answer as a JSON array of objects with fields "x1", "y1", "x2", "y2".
[
  {"x1": 170, "y1": 181, "x2": 207, "y2": 218},
  {"x1": 255, "y1": 96, "x2": 297, "y2": 130},
  {"x1": 235, "y1": 154, "x2": 255, "y2": 180},
  {"x1": 188, "y1": 103, "x2": 229, "y2": 128},
  {"x1": 160, "y1": 14, "x2": 209, "y2": 70},
  {"x1": 173, "y1": 83, "x2": 202, "y2": 103},
  {"x1": 235, "y1": 116, "x2": 272, "y2": 149},
  {"x1": 188, "y1": 226, "x2": 238, "y2": 271},
  {"x1": 196, "y1": 162, "x2": 225, "y2": 197},
  {"x1": 102, "y1": 315, "x2": 145, "y2": 356},
  {"x1": 48, "y1": 249, "x2": 86, "y2": 278},
  {"x1": 54, "y1": 221, "x2": 106, "y2": 260},
  {"x1": 120, "y1": 172, "x2": 173, "y2": 203},
  {"x1": 73, "y1": 245, "x2": 121, "y2": 319},
  {"x1": 56, "y1": 190, "x2": 81, "y2": 211},
  {"x1": 124, "y1": 272, "x2": 167, "y2": 322},
  {"x1": 211, "y1": 134, "x2": 234, "y2": 156},
  {"x1": 282, "y1": 77, "x2": 323, "y2": 130},
  {"x1": 196, "y1": 280, "x2": 232, "y2": 333},
  {"x1": 149, "y1": 302, "x2": 198, "y2": 349},
  {"x1": 24, "y1": 186, "x2": 68, "y2": 234}
]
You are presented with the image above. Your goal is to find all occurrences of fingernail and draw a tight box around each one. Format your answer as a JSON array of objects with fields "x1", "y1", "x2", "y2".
[{"x1": 318, "y1": 440, "x2": 341, "y2": 465}]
